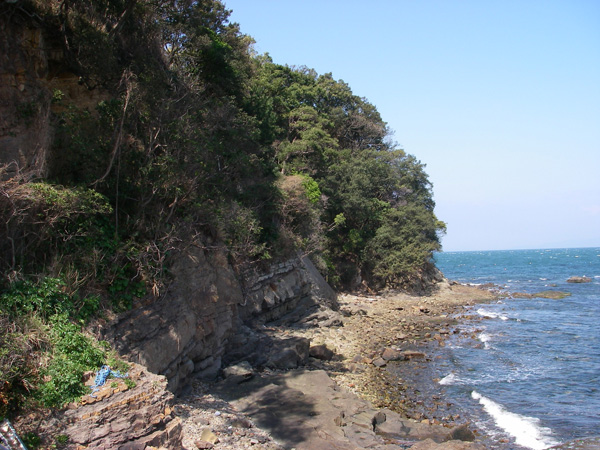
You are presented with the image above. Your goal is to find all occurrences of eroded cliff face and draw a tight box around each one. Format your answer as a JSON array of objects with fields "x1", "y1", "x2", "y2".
[
  {"x1": 0, "y1": 11, "x2": 108, "y2": 178},
  {"x1": 101, "y1": 241, "x2": 337, "y2": 393}
]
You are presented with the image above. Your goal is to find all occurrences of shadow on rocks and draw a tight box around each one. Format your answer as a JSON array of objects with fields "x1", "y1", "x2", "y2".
[{"x1": 212, "y1": 371, "x2": 317, "y2": 449}]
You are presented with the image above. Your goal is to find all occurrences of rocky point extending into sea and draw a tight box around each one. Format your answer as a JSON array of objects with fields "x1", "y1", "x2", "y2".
[{"x1": 171, "y1": 280, "x2": 499, "y2": 450}]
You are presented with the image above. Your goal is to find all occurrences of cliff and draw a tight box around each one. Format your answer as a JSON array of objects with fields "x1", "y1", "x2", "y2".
[
  {"x1": 0, "y1": 8, "x2": 108, "y2": 178},
  {"x1": 100, "y1": 242, "x2": 337, "y2": 393}
]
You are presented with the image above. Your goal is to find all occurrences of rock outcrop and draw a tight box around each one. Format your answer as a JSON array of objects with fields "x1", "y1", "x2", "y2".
[
  {"x1": 27, "y1": 363, "x2": 182, "y2": 449},
  {"x1": 214, "y1": 369, "x2": 479, "y2": 450},
  {"x1": 566, "y1": 276, "x2": 592, "y2": 283},
  {"x1": 101, "y1": 242, "x2": 337, "y2": 393}
]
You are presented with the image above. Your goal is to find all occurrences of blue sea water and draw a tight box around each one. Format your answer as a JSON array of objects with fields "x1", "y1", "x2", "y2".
[{"x1": 432, "y1": 248, "x2": 600, "y2": 449}]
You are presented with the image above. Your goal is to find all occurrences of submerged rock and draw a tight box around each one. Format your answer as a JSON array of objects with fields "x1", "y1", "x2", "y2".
[
  {"x1": 533, "y1": 290, "x2": 571, "y2": 299},
  {"x1": 549, "y1": 436, "x2": 600, "y2": 449},
  {"x1": 567, "y1": 276, "x2": 592, "y2": 283}
]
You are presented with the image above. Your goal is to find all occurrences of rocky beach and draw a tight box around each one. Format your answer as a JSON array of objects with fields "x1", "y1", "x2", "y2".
[
  {"x1": 14, "y1": 275, "x2": 600, "y2": 450},
  {"x1": 172, "y1": 281, "x2": 499, "y2": 450}
]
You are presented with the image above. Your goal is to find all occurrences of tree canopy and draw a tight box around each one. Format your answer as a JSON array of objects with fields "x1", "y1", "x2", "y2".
[{"x1": 2, "y1": 0, "x2": 445, "y2": 292}]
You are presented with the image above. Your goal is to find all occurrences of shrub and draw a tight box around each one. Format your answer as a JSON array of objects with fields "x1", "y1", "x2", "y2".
[{"x1": 0, "y1": 279, "x2": 107, "y2": 413}]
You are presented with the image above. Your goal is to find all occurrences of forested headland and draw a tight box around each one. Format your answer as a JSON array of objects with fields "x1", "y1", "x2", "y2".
[{"x1": 0, "y1": 0, "x2": 445, "y2": 422}]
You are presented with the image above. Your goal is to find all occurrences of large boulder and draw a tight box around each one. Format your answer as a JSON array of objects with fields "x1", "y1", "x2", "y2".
[{"x1": 265, "y1": 337, "x2": 310, "y2": 370}]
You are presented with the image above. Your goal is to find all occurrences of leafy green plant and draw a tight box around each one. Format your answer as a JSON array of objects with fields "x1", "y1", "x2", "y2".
[
  {"x1": 51, "y1": 88, "x2": 64, "y2": 104},
  {"x1": 55, "y1": 434, "x2": 70, "y2": 447},
  {"x1": 108, "y1": 264, "x2": 146, "y2": 312},
  {"x1": 0, "y1": 278, "x2": 99, "y2": 324},
  {"x1": 21, "y1": 432, "x2": 41, "y2": 450},
  {"x1": 0, "y1": 278, "x2": 109, "y2": 411},
  {"x1": 0, "y1": 278, "x2": 72, "y2": 320},
  {"x1": 37, "y1": 314, "x2": 105, "y2": 407}
]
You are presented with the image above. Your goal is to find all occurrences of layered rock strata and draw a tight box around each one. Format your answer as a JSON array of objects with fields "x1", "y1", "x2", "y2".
[{"x1": 101, "y1": 244, "x2": 337, "y2": 393}]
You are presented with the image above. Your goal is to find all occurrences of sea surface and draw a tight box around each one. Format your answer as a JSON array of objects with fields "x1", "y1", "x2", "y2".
[{"x1": 431, "y1": 248, "x2": 600, "y2": 450}]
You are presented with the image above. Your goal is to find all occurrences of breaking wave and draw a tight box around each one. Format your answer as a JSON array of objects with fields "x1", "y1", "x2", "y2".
[{"x1": 471, "y1": 391, "x2": 560, "y2": 449}]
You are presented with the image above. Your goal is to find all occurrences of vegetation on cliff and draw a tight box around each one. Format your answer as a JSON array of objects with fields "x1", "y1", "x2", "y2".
[{"x1": 0, "y1": 0, "x2": 445, "y2": 420}]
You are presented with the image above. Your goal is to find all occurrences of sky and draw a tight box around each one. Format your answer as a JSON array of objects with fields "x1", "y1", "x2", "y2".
[{"x1": 224, "y1": 0, "x2": 600, "y2": 252}]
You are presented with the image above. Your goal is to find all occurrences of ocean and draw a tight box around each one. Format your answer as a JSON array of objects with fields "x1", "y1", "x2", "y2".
[{"x1": 431, "y1": 248, "x2": 600, "y2": 450}]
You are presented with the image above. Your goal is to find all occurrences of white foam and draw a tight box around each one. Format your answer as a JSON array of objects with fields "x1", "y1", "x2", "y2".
[
  {"x1": 471, "y1": 391, "x2": 559, "y2": 449},
  {"x1": 439, "y1": 373, "x2": 460, "y2": 385},
  {"x1": 477, "y1": 308, "x2": 509, "y2": 321},
  {"x1": 478, "y1": 332, "x2": 492, "y2": 342},
  {"x1": 478, "y1": 332, "x2": 493, "y2": 348}
]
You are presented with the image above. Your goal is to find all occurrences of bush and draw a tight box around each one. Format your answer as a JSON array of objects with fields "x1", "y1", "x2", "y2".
[
  {"x1": 0, "y1": 279, "x2": 107, "y2": 413},
  {"x1": 0, "y1": 314, "x2": 47, "y2": 418},
  {"x1": 1, "y1": 278, "x2": 99, "y2": 323}
]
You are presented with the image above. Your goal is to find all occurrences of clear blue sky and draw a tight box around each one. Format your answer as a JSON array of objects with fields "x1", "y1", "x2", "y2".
[{"x1": 224, "y1": 0, "x2": 600, "y2": 252}]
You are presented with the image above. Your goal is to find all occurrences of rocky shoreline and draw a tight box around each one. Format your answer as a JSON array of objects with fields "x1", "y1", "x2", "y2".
[
  {"x1": 16, "y1": 278, "x2": 599, "y2": 449},
  {"x1": 173, "y1": 280, "x2": 499, "y2": 450}
]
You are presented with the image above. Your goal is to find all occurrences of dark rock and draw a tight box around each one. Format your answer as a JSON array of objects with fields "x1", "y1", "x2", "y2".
[
  {"x1": 309, "y1": 344, "x2": 334, "y2": 361},
  {"x1": 372, "y1": 357, "x2": 387, "y2": 367},
  {"x1": 372, "y1": 411, "x2": 386, "y2": 426},
  {"x1": 447, "y1": 424, "x2": 475, "y2": 441},
  {"x1": 265, "y1": 337, "x2": 310, "y2": 369},
  {"x1": 381, "y1": 347, "x2": 402, "y2": 361},
  {"x1": 222, "y1": 361, "x2": 254, "y2": 383},
  {"x1": 230, "y1": 417, "x2": 252, "y2": 428}
]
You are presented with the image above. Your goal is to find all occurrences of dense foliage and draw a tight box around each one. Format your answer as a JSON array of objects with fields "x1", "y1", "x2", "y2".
[
  {"x1": 0, "y1": 277, "x2": 122, "y2": 417},
  {"x1": 2, "y1": 0, "x2": 444, "y2": 292},
  {"x1": 0, "y1": 0, "x2": 445, "y2": 418}
]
